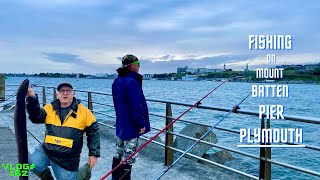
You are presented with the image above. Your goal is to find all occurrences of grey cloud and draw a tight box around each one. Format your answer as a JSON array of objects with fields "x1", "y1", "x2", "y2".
[
  {"x1": 43, "y1": 52, "x2": 119, "y2": 73},
  {"x1": 43, "y1": 53, "x2": 86, "y2": 64}
]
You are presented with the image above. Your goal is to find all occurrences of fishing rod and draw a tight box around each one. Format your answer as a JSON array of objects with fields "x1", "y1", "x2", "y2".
[
  {"x1": 26, "y1": 130, "x2": 42, "y2": 144},
  {"x1": 100, "y1": 73, "x2": 238, "y2": 180}
]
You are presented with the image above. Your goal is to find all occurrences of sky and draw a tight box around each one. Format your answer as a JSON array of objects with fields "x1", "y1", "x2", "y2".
[{"x1": 0, "y1": 0, "x2": 319, "y2": 74}]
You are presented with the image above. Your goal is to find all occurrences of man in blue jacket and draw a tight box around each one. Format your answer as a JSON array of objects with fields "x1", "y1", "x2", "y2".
[{"x1": 112, "y1": 54, "x2": 150, "y2": 180}]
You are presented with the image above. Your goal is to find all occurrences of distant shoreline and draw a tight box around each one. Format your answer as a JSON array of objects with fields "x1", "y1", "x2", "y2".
[
  {"x1": 3, "y1": 74, "x2": 320, "y2": 85},
  {"x1": 144, "y1": 79, "x2": 320, "y2": 85}
]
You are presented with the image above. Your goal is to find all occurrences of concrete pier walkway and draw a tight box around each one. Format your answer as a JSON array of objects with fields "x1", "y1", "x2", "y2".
[{"x1": 0, "y1": 123, "x2": 18, "y2": 179}]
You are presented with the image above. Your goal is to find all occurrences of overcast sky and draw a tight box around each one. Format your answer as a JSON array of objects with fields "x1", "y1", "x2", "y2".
[{"x1": 0, "y1": 0, "x2": 319, "y2": 74}]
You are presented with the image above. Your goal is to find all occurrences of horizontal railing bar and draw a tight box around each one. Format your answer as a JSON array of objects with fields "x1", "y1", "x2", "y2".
[
  {"x1": 78, "y1": 99, "x2": 88, "y2": 102},
  {"x1": 75, "y1": 90, "x2": 113, "y2": 96},
  {"x1": 98, "y1": 122, "x2": 115, "y2": 129},
  {"x1": 148, "y1": 113, "x2": 166, "y2": 118},
  {"x1": 93, "y1": 111, "x2": 115, "y2": 119},
  {"x1": 263, "y1": 157, "x2": 320, "y2": 177},
  {"x1": 285, "y1": 143, "x2": 320, "y2": 151},
  {"x1": 70, "y1": 99, "x2": 114, "y2": 108},
  {"x1": 90, "y1": 101, "x2": 114, "y2": 108},
  {"x1": 4, "y1": 84, "x2": 20, "y2": 86}
]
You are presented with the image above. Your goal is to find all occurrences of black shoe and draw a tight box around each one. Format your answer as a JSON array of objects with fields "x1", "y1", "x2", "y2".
[
  {"x1": 119, "y1": 164, "x2": 132, "y2": 180},
  {"x1": 112, "y1": 157, "x2": 121, "y2": 180},
  {"x1": 35, "y1": 168, "x2": 54, "y2": 180}
]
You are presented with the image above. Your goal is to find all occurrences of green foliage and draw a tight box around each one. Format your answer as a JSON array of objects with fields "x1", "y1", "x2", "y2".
[
  {"x1": 284, "y1": 70, "x2": 296, "y2": 75},
  {"x1": 4, "y1": 66, "x2": 320, "y2": 83},
  {"x1": 5, "y1": 73, "x2": 90, "y2": 78},
  {"x1": 313, "y1": 68, "x2": 320, "y2": 75}
]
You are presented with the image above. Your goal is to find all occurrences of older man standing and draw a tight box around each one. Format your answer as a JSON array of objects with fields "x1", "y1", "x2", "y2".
[{"x1": 26, "y1": 82, "x2": 100, "y2": 180}]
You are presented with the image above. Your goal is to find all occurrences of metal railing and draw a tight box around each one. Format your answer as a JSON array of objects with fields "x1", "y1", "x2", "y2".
[{"x1": 3, "y1": 84, "x2": 320, "y2": 179}]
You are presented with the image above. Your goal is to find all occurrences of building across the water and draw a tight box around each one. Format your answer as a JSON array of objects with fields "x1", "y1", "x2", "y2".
[
  {"x1": 177, "y1": 66, "x2": 224, "y2": 74},
  {"x1": 181, "y1": 75, "x2": 198, "y2": 81},
  {"x1": 276, "y1": 63, "x2": 320, "y2": 72}
]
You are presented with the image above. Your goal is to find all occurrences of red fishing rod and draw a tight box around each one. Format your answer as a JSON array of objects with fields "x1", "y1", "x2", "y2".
[{"x1": 100, "y1": 73, "x2": 238, "y2": 180}]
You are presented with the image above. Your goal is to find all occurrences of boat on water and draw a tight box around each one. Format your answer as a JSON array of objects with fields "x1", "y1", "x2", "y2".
[{"x1": 76, "y1": 73, "x2": 80, "y2": 81}]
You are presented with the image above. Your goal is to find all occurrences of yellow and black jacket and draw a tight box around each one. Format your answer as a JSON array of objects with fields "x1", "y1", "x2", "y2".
[{"x1": 26, "y1": 95, "x2": 100, "y2": 171}]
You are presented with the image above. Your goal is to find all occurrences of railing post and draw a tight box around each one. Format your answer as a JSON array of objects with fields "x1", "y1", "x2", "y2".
[
  {"x1": 88, "y1": 92, "x2": 93, "y2": 112},
  {"x1": 259, "y1": 114, "x2": 272, "y2": 180},
  {"x1": 53, "y1": 88, "x2": 57, "y2": 101},
  {"x1": 265, "y1": 118, "x2": 271, "y2": 180},
  {"x1": 165, "y1": 102, "x2": 173, "y2": 166},
  {"x1": 259, "y1": 114, "x2": 266, "y2": 180},
  {"x1": 42, "y1": 87, "x2": 46, "y2": 106},
  {"x1": 0, "y1": 74, "x2": 5, "y2": 102}
]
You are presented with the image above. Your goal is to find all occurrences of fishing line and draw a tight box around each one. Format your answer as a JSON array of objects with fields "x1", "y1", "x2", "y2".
[{"x1": 26, "y1": 130, "x2": 42, "y2": 144}]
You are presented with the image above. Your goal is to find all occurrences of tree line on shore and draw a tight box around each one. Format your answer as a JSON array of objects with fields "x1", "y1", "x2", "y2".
[{"x1": 3, "y1": 67, "x2": 320, "y2": 83}]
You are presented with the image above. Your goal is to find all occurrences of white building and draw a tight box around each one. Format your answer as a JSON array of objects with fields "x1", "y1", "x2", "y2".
[
  {"x1": 181, "y1": 75, "x2": 198, "y2": 81},
  {"x1": 143, "y1": 74, "x2": 153, "y2": 79},
  {"x1": 177, "y1": 66, "x2": 224, "y2": 74},
  {"x1": 186, "y1": 68, "x2": 197, "y2": 74}
]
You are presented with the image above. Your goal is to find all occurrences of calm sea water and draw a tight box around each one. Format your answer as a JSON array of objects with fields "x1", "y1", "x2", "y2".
[{"x1": 5, "y1": 77, "x2": 320, "y2": 179}]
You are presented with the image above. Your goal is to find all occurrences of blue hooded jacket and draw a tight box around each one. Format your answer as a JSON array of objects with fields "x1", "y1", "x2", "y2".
[{"x1": 112, "y1": 69, "x2": 150, "y2": 140}]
